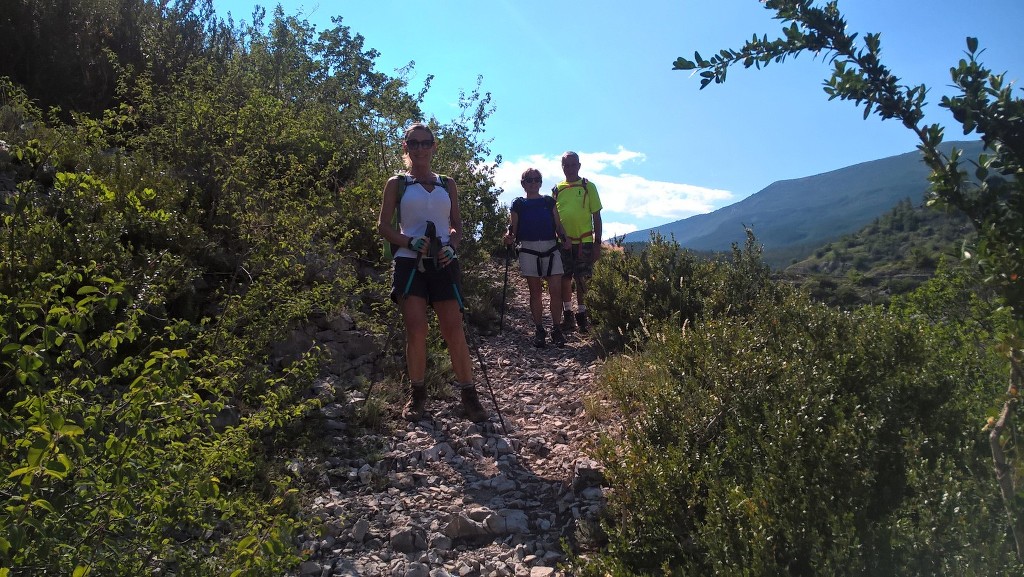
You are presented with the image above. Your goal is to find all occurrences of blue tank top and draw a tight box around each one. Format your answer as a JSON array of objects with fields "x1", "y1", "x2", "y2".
[{"x1": 511, "y1": 196, "x2": 556, "y2": 242}]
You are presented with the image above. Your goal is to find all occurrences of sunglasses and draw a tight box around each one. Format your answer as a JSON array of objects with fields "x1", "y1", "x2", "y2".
[
  {"x1": 405, "y1": 138, "x2": 434, "y2": 150},
  {"x1": 521, "y1": 177, "x2": 542, "y2": 184}
]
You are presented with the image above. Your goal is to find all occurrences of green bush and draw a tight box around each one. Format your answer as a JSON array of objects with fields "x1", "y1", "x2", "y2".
[
  {"x1": 587, "y1": 234, "x2": 711, "y2": 350},
  {"x1": 0, "y1": 262, "x2": 318, "y2": 576},
  {"x1": 574, "y1": 262, "x2": 1020, "y2": 575},
  {"x1": 1, "y1": 3, "x2": 509, "y2": 573},
  {"x1": 589, "y1": 230, "x2": 778, "y2": 351}
]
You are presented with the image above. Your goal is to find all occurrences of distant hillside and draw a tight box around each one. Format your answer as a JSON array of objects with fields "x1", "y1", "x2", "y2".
[
  {"x1": 621, "y1": 140, "x2": 984, "y2": 264},
  {"x1": 779, "y1": 198, "x2": 976, "y2": 308}
]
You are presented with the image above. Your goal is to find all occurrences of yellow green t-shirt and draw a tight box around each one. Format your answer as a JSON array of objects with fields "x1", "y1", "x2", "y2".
[{"x1": 554, "y1": 179, "x2": 602, "y2": 243}]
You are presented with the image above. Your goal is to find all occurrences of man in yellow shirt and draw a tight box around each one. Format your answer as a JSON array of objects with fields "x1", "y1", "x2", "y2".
[{"x1": 552, "y1": 151, "x2": 602, "y2": 333}]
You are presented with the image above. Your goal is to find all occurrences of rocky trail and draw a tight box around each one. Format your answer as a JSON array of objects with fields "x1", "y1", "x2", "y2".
[{"x1": 296, "y1": 270, "x2": 611, "y2": 577}]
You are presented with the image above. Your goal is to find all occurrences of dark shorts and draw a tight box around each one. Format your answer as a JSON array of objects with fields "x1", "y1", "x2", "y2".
[
  {"x1": 560, "y1": 243, "x2": 594, "y2": 280},
  {"x1": 391, "y1": 257, "x2": 463, "y2": 305}
]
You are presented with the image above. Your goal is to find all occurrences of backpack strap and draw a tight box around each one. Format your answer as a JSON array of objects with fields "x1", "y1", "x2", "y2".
[
  {"x1": 385, "y1": 175, "x2": 409, "y2": 260},
  {"x1": 394, "y1": 174, "x2": 409, "y2": 224},
  {"x1": 553, "y1": 178, "x2": 589, "y2": 202}
]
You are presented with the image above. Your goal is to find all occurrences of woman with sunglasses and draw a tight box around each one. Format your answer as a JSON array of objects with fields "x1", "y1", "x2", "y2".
[
  {"x1": 377, "y1": 123, "x2": 488, "y2": 423},
  {"x1": 503, "y1": 168, "x2": 570, "y2": 348}
]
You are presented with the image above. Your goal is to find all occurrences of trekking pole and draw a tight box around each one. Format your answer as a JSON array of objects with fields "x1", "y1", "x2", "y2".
[
  {"x1": 403, "y1": 223, "x2": 433, "y2": 297},
  {"x1": 499, "y1": 245, "x2": 511, "y2": 333},
  {"x1": 450, "y1": 274, "x2": 510, "y2": 437}
]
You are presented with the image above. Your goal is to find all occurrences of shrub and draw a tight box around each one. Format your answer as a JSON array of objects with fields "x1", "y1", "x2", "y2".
[
  {"x1": 589, "y1": 230, "x2": 779, "y2": 352},
  {"x1": 574, "y1": 261, "x2": 1019, "y2": 576}
]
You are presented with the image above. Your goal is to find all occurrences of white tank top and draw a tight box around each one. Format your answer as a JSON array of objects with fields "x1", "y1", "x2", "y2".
[{"x1": 394, "y1": 175, "x2": 452, "y2": 259}]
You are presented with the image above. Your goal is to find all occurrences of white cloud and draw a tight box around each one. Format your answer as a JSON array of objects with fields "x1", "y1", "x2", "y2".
[
  {"x1": 599, "y1": 173, "x2": 733, "y2": 219},
  {"x1": 603, "y1": 222, "x2": 639, "y2": 240},
  {"x1": 494, "y1": 148, "x2": 734, "y2": 224}
]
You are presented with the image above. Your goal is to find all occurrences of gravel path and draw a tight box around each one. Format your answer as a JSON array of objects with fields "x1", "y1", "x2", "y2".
[{"x1": 296, "y1": 269, "x2": 611, "y2": 577}]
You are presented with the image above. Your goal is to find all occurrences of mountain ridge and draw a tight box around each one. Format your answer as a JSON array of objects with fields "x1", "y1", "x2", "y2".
[{"x1": 621, "y1": 140, "x2": 984, "y2": 259}]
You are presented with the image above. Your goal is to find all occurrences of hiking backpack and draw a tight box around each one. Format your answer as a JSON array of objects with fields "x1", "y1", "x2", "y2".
[
  {"x1": 510, "y1": 195, "x2": 561, "y2": 277},
  {"x1": 510, "y1": 194, "x2": 558, "y2": 242}
]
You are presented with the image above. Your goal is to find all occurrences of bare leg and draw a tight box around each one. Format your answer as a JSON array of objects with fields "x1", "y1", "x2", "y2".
[
  {"x1": 545, "y1": 276, "x2": 562, "y2": 324},
  {"x1": 400, "y1": 295, "x2": 429, "y2": 381},
  {"x1": 526, "y1": 276, "x2": 545, "y2": 326},
  {"x1": 434, "y1": 299, "x2": 473, "y2": 384},
  {"x1": 560, "y1": 275, "x2": 574, "y2": 308},
  {"x1": 575, "y1": 275, "x2": 588, "y2": 310},
  {"x1": 434, "y1": 299, "x2": 487, "y2": 422}
]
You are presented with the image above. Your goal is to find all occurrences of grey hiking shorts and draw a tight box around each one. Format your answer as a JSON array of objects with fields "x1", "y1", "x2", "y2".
[{"x1": 517, "y1": 240, "x2": 563, "y2": 278}]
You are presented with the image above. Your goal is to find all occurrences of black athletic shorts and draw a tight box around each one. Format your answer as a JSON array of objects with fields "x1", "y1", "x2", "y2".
[{"x1": 391, "y1": 257, "x2": 463, "y2": 305}]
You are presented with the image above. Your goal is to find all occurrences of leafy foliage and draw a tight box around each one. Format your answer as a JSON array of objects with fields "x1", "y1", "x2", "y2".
[
  {"x1": 578, "y1": 248, "x2": 1020, "y2": 575},
  {"x1": 0, "y1": 1, "x2": 503, "y2": 575},
  {"x1": 784, "y1": 198, "x2": 977, "y2": 307},
  {"x1": 673, "y1": 0, "x2": 1024, "y2": 562},
  {"x1": 590, "y1": 230, "x2": 778, "y2": 351}
]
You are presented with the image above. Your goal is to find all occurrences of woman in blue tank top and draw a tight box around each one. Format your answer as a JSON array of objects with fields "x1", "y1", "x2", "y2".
[{"x1": 503, "y1": 168, "x2": 570, "y2": 348}]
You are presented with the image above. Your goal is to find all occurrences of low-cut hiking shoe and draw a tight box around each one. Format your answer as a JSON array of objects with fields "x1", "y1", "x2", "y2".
[
  {"x1": 575, "y1": 310, "x2": 589, "y2": 333},
  {"x1": 550, "y1": 327, "x2": 566, "y2": 348},
  {"x1": 561, "y1": 309, "x2": 576, "y2": 332},
  {"x1": 534, "y1": 326, "x2": 546, "y2": 348}
]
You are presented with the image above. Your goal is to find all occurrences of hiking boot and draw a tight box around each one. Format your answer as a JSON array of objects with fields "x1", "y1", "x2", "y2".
[
  {"x1": 561, "y1": 309, "x2": 576, "y2": 332},
  {"x1": 575, "y1": 310, "x2": 589, "y2": 333},
  {"x1": 402, "y1": 383, "x2": 427, "y2": 421},
  {"x1": 550, "y1": 327, "x2": 566, "y2": 348},
  {"x1": 460, "y1": 385, "x2": 488, "y2": 423},
  {"x1": 533, "y1": 325, "x2": 546, "y2": 348}
]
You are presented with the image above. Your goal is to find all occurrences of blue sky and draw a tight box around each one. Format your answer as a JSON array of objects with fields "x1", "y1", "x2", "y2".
[{"x1": 210, "y1": 0, "x2": 1024, "y2": 239}]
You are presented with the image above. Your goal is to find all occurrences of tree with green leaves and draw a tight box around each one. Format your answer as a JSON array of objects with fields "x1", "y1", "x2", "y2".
[
  {"x1": 1, "y1": 1, "x2": 505, "y2": 574},
  {"x1": 674, "y1": 0, "x2": 1023, "y2": 561}
]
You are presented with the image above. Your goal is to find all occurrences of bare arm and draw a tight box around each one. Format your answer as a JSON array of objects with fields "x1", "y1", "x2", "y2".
[
  {"x1": 504, "y1": 211, "x2": 519, "y2": 246},
  {"x1": 377, "y1": 176, "x2": 406, "y2": 247},
  {"x1": 553, "y1": 203, "x2": 570, "y2": 249}
]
